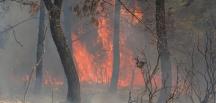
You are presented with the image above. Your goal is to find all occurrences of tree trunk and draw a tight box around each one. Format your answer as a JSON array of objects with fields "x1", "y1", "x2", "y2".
[
  {"x1": 110, "y1": 0, "x2": 121, "y2": 92},
  {"x1": 35, "y1": 0, "x2": 45, "y2": 93},
  {"x1": 43, "y1": 0, "x2": 80, "y2": 103},
  {"x1": 155, "y1": 0, "x2": 172, "y2": 103}
]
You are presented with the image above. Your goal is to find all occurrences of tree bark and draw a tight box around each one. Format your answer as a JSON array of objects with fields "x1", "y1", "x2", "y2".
[
  {"x1": 43, "y1": 0, "x2": 80, "y2": 103},
  {"x1": 110, "y1": 0, "x2": 121, "y2": 92},
  {"x1": 155, "y1": 0, "x2": 172, "y2": 103},
  {"x1": 35, "y1": 0, "x2": 45, "y2": 93}
]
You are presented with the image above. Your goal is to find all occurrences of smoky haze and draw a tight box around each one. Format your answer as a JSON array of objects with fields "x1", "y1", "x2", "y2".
[
  {"x1": 0, "y1": 0, "x2": 216, "y2": 103},
  {"x1": 0, "y1": 1, "x2": 66, "y2": 98}
]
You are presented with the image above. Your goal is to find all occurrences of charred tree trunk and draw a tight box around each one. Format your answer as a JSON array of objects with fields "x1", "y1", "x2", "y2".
[
  {"x1": 35, "y1": 0, "x2": 45, "y2": 93},
  {"x1": 155, "y1": 0, "x2": 172, "y2": 103},
  {"x1": 43, "y1": 0, "x2": 80, "y2": 103},
  {"x1": 110, "y1": 0, "x2": 121, "y2": 92}
]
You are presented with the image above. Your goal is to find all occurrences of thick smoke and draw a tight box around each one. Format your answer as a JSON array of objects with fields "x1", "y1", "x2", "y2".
[{"x1": 0, "y1": 0, "x2": 216, "y2": 103}]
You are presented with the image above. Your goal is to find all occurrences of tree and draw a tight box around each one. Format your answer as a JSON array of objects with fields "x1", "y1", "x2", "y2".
[
  {"x1": 42, "y1": 0, "x2": 80, "y2": 103},
  {"x1": 34, "y1": 0, "x2": 46, "y2": 93},
  {"x1": 110, "y1": 0, "x2": 120, "y2": 92},
  {"x1": 155, "y1": 0, "x2": 172, "y2": 103}
]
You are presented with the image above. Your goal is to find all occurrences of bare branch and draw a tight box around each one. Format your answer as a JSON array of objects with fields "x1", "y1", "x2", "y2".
[
  {"x1": 0, "y1": 16, "x2": 37, "y2": 34},
  {"x1": 118, "y1": 0, "x2": 155, "y2": 35},
  {"x1": 12, "y1": 30, "x2": 23, "y2": 47}
]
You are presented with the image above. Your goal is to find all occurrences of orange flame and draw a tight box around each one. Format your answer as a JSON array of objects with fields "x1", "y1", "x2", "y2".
[
  {"x1": 20, "y1": 71, "x2": 64, "y2": 88},
  {"x1": 18, "y1": 3, "x2": 146, "y2": 89},
  {"x1": 72, "y1": 5, "x2": 144, "y2": 88}
]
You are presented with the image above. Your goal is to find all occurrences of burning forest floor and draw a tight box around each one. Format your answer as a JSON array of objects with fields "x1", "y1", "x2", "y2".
[{"x1": 0, "y1": 84, "x2": 143, "y2": 103}]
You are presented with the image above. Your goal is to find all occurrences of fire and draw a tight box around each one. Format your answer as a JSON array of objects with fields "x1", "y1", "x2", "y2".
[
  {"x1": 20, "y1": 70, "x2": 64, "y2": 88},
  {"x1": 17, "y1": 1, "x2": 145, "y2": 88},
  {"x1": 43, "y1": 71, "x2": 64, "y2": 88},
  {"x1": 121, "y1": 7, "x2": 143, "y2": 25},
  {"x1": 72, "y1": 3, "x2": 144, "y2": 88},
  {"x1": 73, "y1": 34, "x2": 98, "y2": 83},
  {"x1": 18, "y1": 1, "x2": 145, "y2": 89}
]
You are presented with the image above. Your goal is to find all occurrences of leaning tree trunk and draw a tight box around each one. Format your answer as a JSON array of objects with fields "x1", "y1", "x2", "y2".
[
  {"x1": 35, "y1": 0, "x2": 46, "y2": 93},
  {"x1": 43, "y1": 0, "x2": 80, "y2": 103},
  {"x1": 110, "y1": 0, "x2": 121, "y2": 92},
  {"x1": 155, "y1": 0, "x2": 172, "y2": 103}
]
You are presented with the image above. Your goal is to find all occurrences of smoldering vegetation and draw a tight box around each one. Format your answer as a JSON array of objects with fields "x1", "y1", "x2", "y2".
[{"x1": 0, "y1": 0, "x2": 216, "y2": 103}]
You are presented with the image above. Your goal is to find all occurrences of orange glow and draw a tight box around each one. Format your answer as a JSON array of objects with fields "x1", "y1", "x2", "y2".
[
  {"x1": 43, "y1": 71, "x2": 64, "y2": 88},
  {"x1": 21, "y1": 2, "x2": 148, "y2": 89},
  {"x1": 73, "y1": 34, "x2": 98, "y2": 83},
  {"x1": 20, "y1": 71, "x2": 64, "y2": 88},
  {"x1": 121, "y1": 7, "x2": 143, "y2": 25},
  {"x1": 72, "y1": 5, "x2": 145, "y2": 88}
]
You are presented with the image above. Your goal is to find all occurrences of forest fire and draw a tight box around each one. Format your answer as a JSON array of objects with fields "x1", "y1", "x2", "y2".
[
  {"x1": 15, "y1": 1, "x2": 145, "y2": 90},
  {"x1": 72, "y1": 5, "x2": 144, "y2": 88},
  {"x1": 16, "y1": 3, "x2": 147, "y2": 90},
  {"x1": 21, "y1": 71, "x2": 64, "y2": 88},
  {"x1": 121, "y1": 7, "x2": 143, "y2": 24},
  {"x1": 43, "y1": 71, "x2": 64, "y2": 88},
  {"x1": 1, "y1": 0, "x2": 214, "y2": 103}
]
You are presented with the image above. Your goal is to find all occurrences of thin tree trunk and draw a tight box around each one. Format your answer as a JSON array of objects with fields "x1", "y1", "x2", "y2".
[
  {"x1": 43, "y1": 0, "x2": 80, "y2": 103},
  {"x1": 155, "y1": 0, "x2": 172, "y2": 103},
  {"x1": 110, "y1": 0, "x2": 121, "y2": 92},
  {"x1": 35, "y1": 0, "x2": 45, "y2": 93}
]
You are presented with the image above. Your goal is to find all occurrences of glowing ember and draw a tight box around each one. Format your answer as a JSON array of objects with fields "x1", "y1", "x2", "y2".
[
  {"x1": 20, "y1": 70, "x2": 64, "y2": 88},
  {"x1": 43, "y1": 71, "x2": 64, "y2": 88}
]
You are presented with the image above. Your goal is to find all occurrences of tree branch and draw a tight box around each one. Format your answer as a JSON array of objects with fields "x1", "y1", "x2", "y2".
[
  {"x1": 118, "y1": 0, "x2": 155, "y2": 35},
  {"x1": 12, "y1": 30, "x2": 23, "y2": 47},
  {"x1": 0, "y1": 16, "x2": 37, "y2": 34}
]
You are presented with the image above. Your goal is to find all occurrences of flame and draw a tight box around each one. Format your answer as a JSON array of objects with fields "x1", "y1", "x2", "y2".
[
  {"x1": 72, "y1": 4, "x2": 144, "y2": 88},
  {"x1": 43, "y1": 71, "x2": 64, "y2": 88},
  {"x1": 20, "y1": 1, "x2": 145, "y2": 88},
  {"x1": 73, "y1": 34, "x2": 98, "y2": 83},
  {"x1": 121, "y1": 6, "x2": 143, "y2": 25},
  {"x1": 18, "y1": 2, "x2": 148, "y2": 89},
  {"x1": 20, "y1": 71, "x2": 64, "y2": 88}
]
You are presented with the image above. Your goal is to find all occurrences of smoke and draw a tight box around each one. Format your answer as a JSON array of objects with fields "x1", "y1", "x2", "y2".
[
  {"x1": 90, "y1": 93, "x2": 126, "y2": 103},
  {"x1": 0, "y1": 0, "x2": 216, "y2": 103},
  {"x1": 0, "y1": 0, "x2": 157, "y2": 98},
  {"x1": 0, "y1": 1, "x2": 66, "y2": 98}
]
